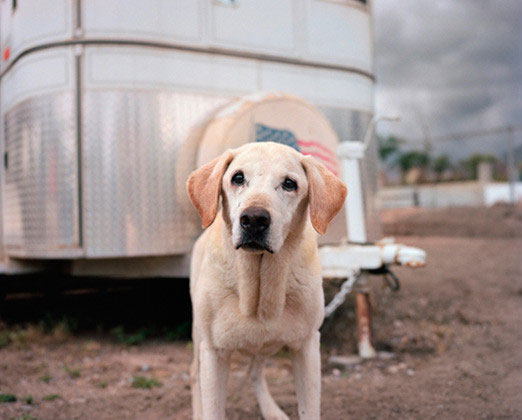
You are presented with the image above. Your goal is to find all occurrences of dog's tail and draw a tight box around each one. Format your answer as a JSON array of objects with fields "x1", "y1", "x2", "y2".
[{"x1": 243, "y1": 356, "x2": 256, "y2": 386}]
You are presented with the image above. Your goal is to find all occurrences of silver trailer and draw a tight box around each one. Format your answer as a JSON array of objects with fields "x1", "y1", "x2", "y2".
[
  {"x1": 0, "y1": 0, "x2": 378, "y2": 277},
  {"x1": 0, "y1": 0, "x2": 428, "y2": 358}
]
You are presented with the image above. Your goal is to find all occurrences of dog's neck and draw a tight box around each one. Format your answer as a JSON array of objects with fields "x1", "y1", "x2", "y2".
[
  {"x1": 220, "y1": 211, "x2": 307, "y2": 321},
  {"x1": 234, "y1": 248, "x2": 292, "y2": 321}
]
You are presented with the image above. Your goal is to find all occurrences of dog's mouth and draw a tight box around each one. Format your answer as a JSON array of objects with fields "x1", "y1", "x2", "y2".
[{"x1": 235, "y1": 240, "x2": 274, "y2": 254}]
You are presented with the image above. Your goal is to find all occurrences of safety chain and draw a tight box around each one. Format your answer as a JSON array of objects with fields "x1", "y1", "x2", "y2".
[
  {"x1": 368, "y1": 265, "x2": 401, "y2": 291},
  {"x1": 324, "y1": 272, "x2": 359, "y2": 318}
]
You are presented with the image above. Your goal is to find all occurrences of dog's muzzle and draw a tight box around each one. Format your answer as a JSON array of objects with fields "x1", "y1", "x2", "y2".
[{"x1": 236, "y1": 207, "x2": 273, "y2": 253}]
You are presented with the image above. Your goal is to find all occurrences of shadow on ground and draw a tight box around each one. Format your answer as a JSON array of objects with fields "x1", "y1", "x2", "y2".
[{"x1": 0, "y1": 277, "x2": 193, "y2": 343}]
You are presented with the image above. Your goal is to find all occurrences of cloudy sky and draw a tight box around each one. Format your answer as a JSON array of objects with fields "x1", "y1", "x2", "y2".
[{"x1": 373, "y1": 0, "x2": 522, "y2": 160}]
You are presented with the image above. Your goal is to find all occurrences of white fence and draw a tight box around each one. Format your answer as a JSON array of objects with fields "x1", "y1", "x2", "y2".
[{"x1": 380, "y1": 182, "x2": 522, "y2": 209}]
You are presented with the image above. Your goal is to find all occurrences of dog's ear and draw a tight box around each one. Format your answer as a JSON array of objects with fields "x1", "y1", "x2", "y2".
[
  {"x1": 187, "y1": 151, "x2": 234, "y2": 228},
  {"x1": 301, "y1": 156, "x2": 347, "y2": 235}
]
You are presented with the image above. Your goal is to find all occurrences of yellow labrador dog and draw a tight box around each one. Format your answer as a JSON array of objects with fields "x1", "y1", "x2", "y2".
[{"x1": 187, "y1": 142, "x2": 347, "y2": 420}]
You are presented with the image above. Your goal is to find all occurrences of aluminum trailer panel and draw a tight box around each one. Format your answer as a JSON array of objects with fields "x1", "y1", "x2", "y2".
[{"x1": 0, "y1": 0, "x2": 376, "y2": 276}]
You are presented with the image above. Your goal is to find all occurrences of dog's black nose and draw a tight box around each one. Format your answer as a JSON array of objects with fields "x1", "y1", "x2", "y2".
[{"x1": 240, "y1": 207, "x2": 271, "y2": 235}]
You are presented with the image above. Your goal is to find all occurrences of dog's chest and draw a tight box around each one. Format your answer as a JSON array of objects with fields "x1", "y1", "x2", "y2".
[{"x1": 210, "y1": 288, "x2": 323, "y2": 353}]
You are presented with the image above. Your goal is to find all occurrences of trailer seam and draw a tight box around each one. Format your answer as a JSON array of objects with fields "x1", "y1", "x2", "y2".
[{"x1": 0, "y1": 39, "x2": 375, "y2": 81}]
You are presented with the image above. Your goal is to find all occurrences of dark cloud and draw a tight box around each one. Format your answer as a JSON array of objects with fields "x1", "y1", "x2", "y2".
[{"x1": 374, "y1": 0, "x2": 522, "y2": 158}]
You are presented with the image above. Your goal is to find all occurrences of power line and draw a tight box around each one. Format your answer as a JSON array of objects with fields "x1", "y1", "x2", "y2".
[{"x1": 409, "y1": 125, "x2": 522, "y2": 143}]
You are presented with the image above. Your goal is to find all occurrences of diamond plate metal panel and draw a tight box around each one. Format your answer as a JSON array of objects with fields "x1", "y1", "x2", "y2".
[
  {"x1": 2, "y1": 93, "x2": 81, "y2": 257},
  {"x1": 82, "y1": 90, "x2": 229, "y2": 257},
  {"x1": 318, "y1": 106, "x2": 380, "y2": 241},
  {"x1": 361, "y1": 132, "x2": 382, "y2": 242},
  {"x1": 318, "y1": 106, "x2": 370, "y2": 144}
]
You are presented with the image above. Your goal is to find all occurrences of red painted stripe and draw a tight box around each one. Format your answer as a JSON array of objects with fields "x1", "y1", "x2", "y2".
[
  {"x1": 297, "y1": 139, "x2": 337, "y2": 158},
  {"x1": 299, "y1": 146, "x2": 340, "y2": 167}
]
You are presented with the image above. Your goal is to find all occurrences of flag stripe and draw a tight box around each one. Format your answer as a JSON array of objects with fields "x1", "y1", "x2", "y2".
[
  {"x1": 298, "y1": 143, "x2": 340, "y2": 167},
  {"x1": 297, "y1": 139, "x2": 337, "y2": 158}
]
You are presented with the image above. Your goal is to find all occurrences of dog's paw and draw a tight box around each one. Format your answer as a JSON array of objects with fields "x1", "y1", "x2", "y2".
[{"x1": 264, "y1": 409, "x2": 290, "y2": 420}]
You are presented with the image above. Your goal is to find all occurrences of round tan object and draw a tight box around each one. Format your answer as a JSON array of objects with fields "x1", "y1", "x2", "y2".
[
  {"x1": 197, "y1": 92, "x2": 341, "y2": 177},
  {"x1": 196, "y1": 92, "x2": 346, "y2": 243}
]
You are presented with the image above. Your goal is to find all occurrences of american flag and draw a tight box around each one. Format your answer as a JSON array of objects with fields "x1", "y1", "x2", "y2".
[{"x1": 255, "y1": 123, "x2": 340, "y2": 176}]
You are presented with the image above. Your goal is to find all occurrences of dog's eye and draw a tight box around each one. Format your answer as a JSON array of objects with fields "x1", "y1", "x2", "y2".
[
  {"x1": 282, "y1": 178, "x2": 297, "y2": 191},
  {"x1": 231, "y1": 171, "x2": 245, "y2": 186}
]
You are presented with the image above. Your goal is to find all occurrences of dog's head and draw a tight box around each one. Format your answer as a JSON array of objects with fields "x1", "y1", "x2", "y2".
[{"x1": 187, "y1": 142, "x2": 347, "y2": 254}]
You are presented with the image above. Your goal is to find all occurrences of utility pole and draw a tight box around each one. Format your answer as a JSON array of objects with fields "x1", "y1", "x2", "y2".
[{"x1": 507, "y1": 126, "x2": 516, "y2": 204}]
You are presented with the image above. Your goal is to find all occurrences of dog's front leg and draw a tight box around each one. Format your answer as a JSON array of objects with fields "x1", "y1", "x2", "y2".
[
  {"x1": 291, "y1": 331, "x2": 321, "y2": 420},
  {"x1": 199, "y1": 340, "x2": 231, "y2": 420}
]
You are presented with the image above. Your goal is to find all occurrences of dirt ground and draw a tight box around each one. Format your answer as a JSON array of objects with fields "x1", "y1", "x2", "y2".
[{"x1": 0, "y1": 205, "x2": 521, "y2": 419}]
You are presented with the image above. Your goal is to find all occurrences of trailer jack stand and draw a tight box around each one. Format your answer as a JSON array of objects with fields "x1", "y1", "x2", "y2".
[{"x1": 356, "y1": 291, "x2": 376, "y2": 358}]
